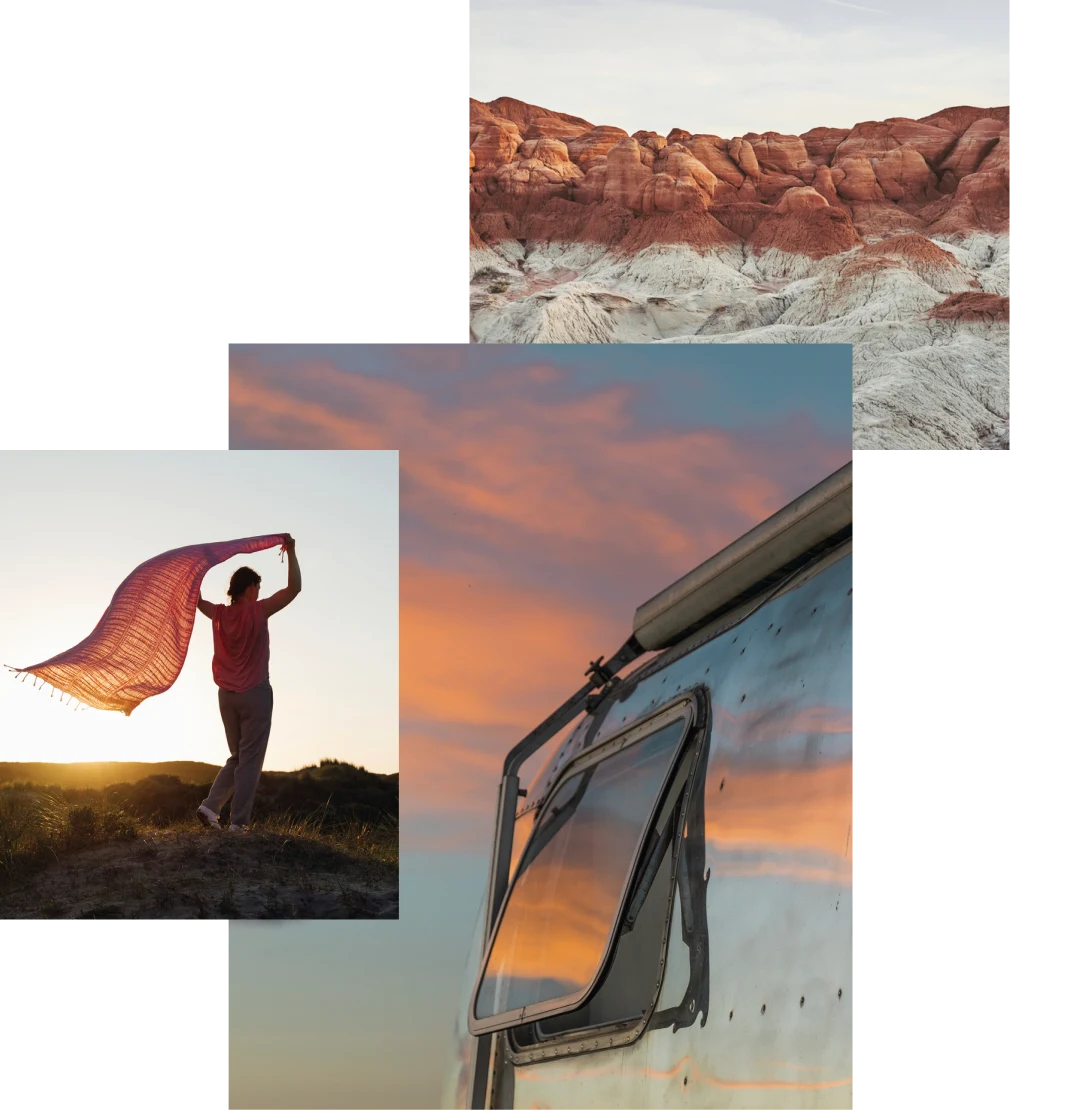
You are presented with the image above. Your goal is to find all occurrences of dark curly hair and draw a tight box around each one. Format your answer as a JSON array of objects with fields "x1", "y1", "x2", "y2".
[{"x1": 227, "y1": 566, "x2": 261, "y2": 602}]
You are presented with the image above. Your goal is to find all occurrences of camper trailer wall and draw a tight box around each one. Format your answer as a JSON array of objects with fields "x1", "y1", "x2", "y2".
[{"x1": 451, "y1": 544, "x2": 852, "y2": 1110}]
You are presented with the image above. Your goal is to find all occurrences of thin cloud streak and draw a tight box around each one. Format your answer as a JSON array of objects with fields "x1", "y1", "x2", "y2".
[{"x1": 821, "y1": 0, "x2": 885, "y2": 13}]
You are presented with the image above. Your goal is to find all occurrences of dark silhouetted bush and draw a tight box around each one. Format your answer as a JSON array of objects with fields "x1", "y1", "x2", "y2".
[{"x1": 68, "y1": 805, "x2": 97, "y2": 843}]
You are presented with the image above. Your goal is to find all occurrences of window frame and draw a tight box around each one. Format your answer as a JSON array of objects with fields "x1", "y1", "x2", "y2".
[{"x1": 468, "y1": 693, "x2": 701, "y2": 1037}]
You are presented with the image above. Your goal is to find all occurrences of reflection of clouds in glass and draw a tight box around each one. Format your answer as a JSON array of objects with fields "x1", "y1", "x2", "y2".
[{"x1": 478, "y1": 721, "x2": 683, "y2": 1017}]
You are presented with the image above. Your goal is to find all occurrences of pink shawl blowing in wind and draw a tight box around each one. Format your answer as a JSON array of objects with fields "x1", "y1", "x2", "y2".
[{"x1": 13, "y1": 534, "x2": 285, "y2": 715}]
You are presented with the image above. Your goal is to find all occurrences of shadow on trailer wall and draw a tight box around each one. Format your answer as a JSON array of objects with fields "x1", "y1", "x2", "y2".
[{"x1": 447, "y1": 462, "x2": 853, "y2": 1109}]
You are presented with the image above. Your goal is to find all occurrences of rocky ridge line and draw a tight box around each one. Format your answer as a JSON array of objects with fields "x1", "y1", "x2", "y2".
[{"x1": 470, "y1": 96, "x2": 1009, "y2": 255}]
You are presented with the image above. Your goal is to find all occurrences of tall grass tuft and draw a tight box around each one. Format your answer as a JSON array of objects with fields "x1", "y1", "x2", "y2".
[
  {"x1": 0, "y1": 787, "x2": 138, "y2": 890},
  {"x1": 253, "y1": 809, "x2": 398, "y2": 870}
]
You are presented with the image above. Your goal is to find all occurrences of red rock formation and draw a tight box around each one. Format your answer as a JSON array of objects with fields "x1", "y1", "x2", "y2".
[
  {"x1": 469, "y1": 97, "x2": 500, "y2": 139},
  {"x1": 750, "y1": 133, "x2": 815, "y2": 181},
  {"x1": 774, "y1": 186, "x2": 829, "y2": 214},
  {"x1": 834, "y1": 254, "x2": 906, "y2": 288},
  {"x1": 927, "y1": 292, "x2": 1009, "y2": 323},
  {"x1": 571, "y1": 201, "x2": 637, "y2": 247},
  {"x1": 709, "y1": 180, "x2": 741, "y2": 206},
  {"x1": 469, "y1": 98, "x2": 1009, "y2": 259},
  {"x1": 472, "y1": 206, "x2": 519, "y2": 245},
  {"x1": 801, "y1": 127, "x2": 850, "y2": 166},
  {"x1": 861, "y1": 233, "x2": 963, "y2": 267},
  {"x1": 873, "y1": 145, "x2": 940, "y2": 204},
  {"x1": 651, "y1": 146, "x2": 718, "y2": 211},
  {"x1": 811, "y1": 164, "x2": 844, "y2": 207},
  {"x1": 631, "y1": 130, "x2": 664, "y2": 146},
  {"x1": 482, "y1": 96, "x2": 592, "y2": 132},
  {"x1": 620, "y1": 210, "x2": 740, "y2": 253},
  {"x1": 833, "y1": 117, "x2": 957, "y2": 166},
  {"x1": 979, "y1": 133, "x2": 1009, "y2": 175},
  {"x1": 847, "y1": 202, "x2": 928, "y2": 239},
  {"x1": 631, "y1": 131, "x2": 668, "y2": 166},
  {"x1": 683, "y1": 135, "x2": 745, "y2": 188},
  {"x1": 471, "y1": 119, "x2": 522, "y2": 171},
  {"x1": 726, "y1": 137, "x2": 761, "y2": 181},
  {"x1": 832, "y1": 154, "x2": 885, "y2": 203},
  {"x1": 937, "y1": 118, "x2": 1008, "y2": 192},
  {"x1": 918, "y1": 105, "x2": 1009, "y2": 135},
  {"x1": 756, "y1": 171, "x2": 811, "y2": 204},
  {"x1": 921, "y1": 168, "x2": 1009, "y2": 236},
  {"x1": 860, "y1": 233, "x2": 978, "y2": 291},
  {"x1": 487, "y1": 137, "x2": 584, "y2": 198},
  {"x1": 469, "y1": 223, "x2": 487, "y2": 250},
  {"x1": 524, "y1": 117, "x2": 592, "y2": 142},
  {"x1": 642, "y1": 172, "x2": 701, "y2": 216},
  {"x1": 711, "y1": 201, "x2": 771, "y2": 239},
  {"x1": 566, "y1": 126, "x2": 630, "y2": 172},
  {"x1": 747, "y1": 205, "x2": 864, "y2": 260},
  {"x1": 599, "y1": 137, "x2": 653, "y2": 211}
]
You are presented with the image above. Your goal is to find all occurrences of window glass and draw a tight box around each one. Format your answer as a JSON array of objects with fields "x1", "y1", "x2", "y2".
[
  {"x1": 474, "y1": 716, "x2": 688, "y2": 1023},
  {"x1": 654, "y1": 887, "x2": 690, "y2": 1011},
  {"x1": 528, "y1": 743, "x2": 694, "y2": 1041},
  {"x1": 507, "y1": 808, "x2": 537, "y2": 883}
]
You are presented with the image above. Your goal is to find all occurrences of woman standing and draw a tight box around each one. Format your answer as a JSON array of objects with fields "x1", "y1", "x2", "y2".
[{"x1": 195, "y1": 534, "x2": 301, "y2": 830}]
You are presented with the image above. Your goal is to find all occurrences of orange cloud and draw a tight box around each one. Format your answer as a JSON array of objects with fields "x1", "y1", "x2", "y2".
[
  {"x1": 398, "y1": 560, "x2": 621, "y2": 850},
  {"x1": 400, "y1": 559, "x2": 619, "y2": 729}
]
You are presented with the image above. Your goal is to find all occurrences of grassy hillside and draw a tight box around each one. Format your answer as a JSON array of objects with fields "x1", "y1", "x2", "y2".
[{"x1": 0, "y1": 758, "x2": 398, "y2": 918}]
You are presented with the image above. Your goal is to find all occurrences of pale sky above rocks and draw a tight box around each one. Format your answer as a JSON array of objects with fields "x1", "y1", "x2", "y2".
[{"x1": 471, "y1": 0, "x2": 1009, "y2": 137}]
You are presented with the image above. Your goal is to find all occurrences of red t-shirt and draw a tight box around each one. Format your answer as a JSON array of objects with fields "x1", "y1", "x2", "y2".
[{"x1": 211, "y1": 602, "x2": 270, "y2": 692}]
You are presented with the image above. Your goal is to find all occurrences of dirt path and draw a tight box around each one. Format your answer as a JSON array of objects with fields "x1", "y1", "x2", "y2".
[{"x1": 0, "y1": 828, "x2": 398, "y2": 919}]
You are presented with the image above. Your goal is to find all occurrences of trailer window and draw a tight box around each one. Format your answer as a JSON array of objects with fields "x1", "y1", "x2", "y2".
[
  {"x1": 472, "y1": 703, "x2": 693, "y2": 1030},
  {"x1": 530, "y1": 746, "x2": 693, "y2": 1040}
]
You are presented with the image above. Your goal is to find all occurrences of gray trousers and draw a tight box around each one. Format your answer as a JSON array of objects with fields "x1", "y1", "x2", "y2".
[{"x1": 202, "y1": 680, "x2": 273, "y2": 827}]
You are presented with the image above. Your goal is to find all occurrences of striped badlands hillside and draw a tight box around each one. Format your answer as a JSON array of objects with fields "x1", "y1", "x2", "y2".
[
  {"x1": 470, "y1": 97, "x2": 1009, "y2": 450},
  {"x1": 0, "y1": 110, "x2": 464, "y2": 444}
]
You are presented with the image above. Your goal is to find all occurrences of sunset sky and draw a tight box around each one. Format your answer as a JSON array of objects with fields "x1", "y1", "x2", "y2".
[
  {"x1": 0, "y1": 450, "x2": 398, "y2": 775},
  {"x1": 228, "y1": 343, "x2": 851, "y2": 1109},
  {"x1": 230, "y1": 344, "x2": 850, "y2": 850}
]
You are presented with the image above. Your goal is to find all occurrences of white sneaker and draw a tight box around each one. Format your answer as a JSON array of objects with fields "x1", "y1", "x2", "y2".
[
  {"x1": 197, "y1": 805, "x2": 221, "y2": 830},
  {"x1": 227, "y1": 824, "x2": 246, "y2": 832}
]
